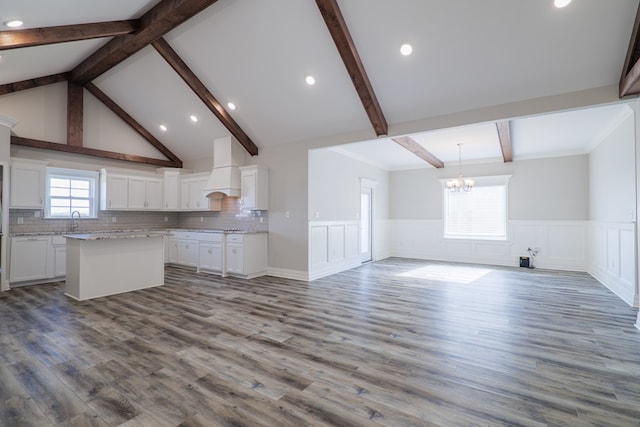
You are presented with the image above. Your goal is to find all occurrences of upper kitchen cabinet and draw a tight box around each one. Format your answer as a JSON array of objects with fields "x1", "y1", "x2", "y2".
[
  {"x1": 99, "y1": 169, "x2": 128, "y2": 210},
  {"x1": 128, "y1": 176, "x2": 163, "y2": 210},
  {"x1": 10, "y1": 158, "x2": 47, "y2": 209},
  {"x1": 240, "y1": 165, "x2": 268, "y2": 210},
  {"x1": 160, "y1": 169, "x2": 181, "y2": 211},
  {"x1": 180, "y1": 173, "x2": 210, "y2": 211}
]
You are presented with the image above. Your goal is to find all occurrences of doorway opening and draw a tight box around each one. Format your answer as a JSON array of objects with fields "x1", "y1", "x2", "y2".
[{"x1": 360, "y1": 185, "x2": 373, "y2": 263}]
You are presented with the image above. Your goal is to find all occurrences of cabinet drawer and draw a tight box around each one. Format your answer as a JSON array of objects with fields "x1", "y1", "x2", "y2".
[
  {"x1": 226, "y1": 234, "x2": 244, "y2": 244},
  {"x1": 194, "y1": 232, "x2": 223, "y2": 243}
]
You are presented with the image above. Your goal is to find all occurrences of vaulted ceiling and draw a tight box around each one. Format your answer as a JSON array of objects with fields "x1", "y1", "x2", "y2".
[{"x1": 1, "y1": 0, "x2": 639, "y2": 170}]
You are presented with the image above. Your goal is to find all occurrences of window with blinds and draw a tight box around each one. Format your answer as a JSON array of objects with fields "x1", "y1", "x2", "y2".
[
  {"x1": 45, "y1": 168, "x2": 99, "y2": 219},
  {"x1": 443, "y1": 180, "x2": 508, "y2": 240}
]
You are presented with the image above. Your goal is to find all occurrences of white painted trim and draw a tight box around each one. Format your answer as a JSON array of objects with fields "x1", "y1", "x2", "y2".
[
  {"x1": 0, "y1": 115, "x2": 18, "y2": 129},
  {"x1": 266, "y1": 267, "x2": 309, "y2": 281}
]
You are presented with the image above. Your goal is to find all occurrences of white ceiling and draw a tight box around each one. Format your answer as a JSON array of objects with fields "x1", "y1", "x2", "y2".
[{"x1": 1, "y1": 0, "x2": 639, "y2": 168}]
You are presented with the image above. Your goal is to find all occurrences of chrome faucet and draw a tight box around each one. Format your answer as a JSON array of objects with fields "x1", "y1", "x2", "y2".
[{"x1": 70, "y1": 210, "x2": 81, "y2": 232}]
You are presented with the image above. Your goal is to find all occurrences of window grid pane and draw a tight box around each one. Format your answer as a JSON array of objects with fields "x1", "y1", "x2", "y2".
[{"x1": 46, "y1": 172, "x2": 97, "y2": 219}]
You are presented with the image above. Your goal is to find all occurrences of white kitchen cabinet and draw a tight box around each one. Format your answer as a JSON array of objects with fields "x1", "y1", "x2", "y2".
[
  {"x1": 128, "y1": 177, "x2": 163, "y2": 210},
  {"x1": 177, "y1": 239, "x2": 199, "y2": 267},
  {"x1": 180, "y1": 173, "x2": 209, "y2": 211},
  {"x1": 240, "y1": 165, "x2": 268, "y2": 210},
  {"x1": 225, "y1": 233, "x2": 267, "y2": 278},
  {"x1": 52, "y1": 235, "x2": 67, "y2": 278},
  {"x1": 10, "y1": 236, "x2": 51, "y2": 282},
  {"x1": 10, "y1": 159, "x2": 47, "y2": 209},
  {"x1": 162, "y1": 169, "x2": 181, "y2": 210},
  {"x1": 100, "y1": 170, "x2": 128, "y2": 210},
  {"x1": 199, "y1": 243, "x2": 224, "y2": 272},
  {"x1": 166, "y1": 237, "x2": 178, "y2": 264}
]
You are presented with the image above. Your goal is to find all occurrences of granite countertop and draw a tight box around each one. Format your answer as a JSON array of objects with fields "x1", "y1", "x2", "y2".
[
  {"x1": 11, "y1": 228, "x2": 267, "y2": 237},
  {"x1": 63, "y1": 231, "x2": 168, "y2": 241}
]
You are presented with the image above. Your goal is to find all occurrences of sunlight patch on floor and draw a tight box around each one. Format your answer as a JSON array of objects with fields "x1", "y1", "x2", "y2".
[{"x1": 397, "y1": 264, "x2": 493, "y2": 284}]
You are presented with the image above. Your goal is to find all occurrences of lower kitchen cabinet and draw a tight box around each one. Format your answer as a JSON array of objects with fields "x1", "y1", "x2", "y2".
[
  {"x1": 225, "y1": 233, "x2": 267, "y2": 279},
  {"x1": 51, "y1": 235, "x2": 67, "y2": 278},
  {"x1": 177, "y1": 240, "x2": 199, "y2": 267},
  {"x1": 199, "y1": 242, "x2": 223, "y2": 272},
  {"x1": 10, "y1": 237, "x2": 51, "y2": 283}
]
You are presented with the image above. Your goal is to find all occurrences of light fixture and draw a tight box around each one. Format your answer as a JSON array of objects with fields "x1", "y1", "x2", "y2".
[
  {"x1": 4, "y1": 20, "x2": 23, "y2": 28},
  {"x1": 159, "y1": 124, "x2": 167, "y2": 132},
  {"x1": 400, "y1": 43, "x2": 413, "y2": 56},
  {"x1": 447, "y1": 143, "x2": 474, "y2": 192},
  {"x1": 227, "y1": 102, "x2": 236, "y2": 110},
  {"x1": 305, "y1": 75, "x2": 316, "y2": 86},
  {"x1": 189, "y1": 115, "x2": 198, "y2": 123},
  {"x1": 554, "y1": 0, "x2": 572, "y2": 8}
]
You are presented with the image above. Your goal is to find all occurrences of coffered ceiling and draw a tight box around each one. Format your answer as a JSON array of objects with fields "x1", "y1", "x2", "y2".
[{"x1": 1, "y1": 0, "x2": 639, "y2": 169}]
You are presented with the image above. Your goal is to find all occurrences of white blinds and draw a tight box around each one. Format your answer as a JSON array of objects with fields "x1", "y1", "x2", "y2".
[{"x1": 444, "y1": 184, "x2": 507, "y2": 239}]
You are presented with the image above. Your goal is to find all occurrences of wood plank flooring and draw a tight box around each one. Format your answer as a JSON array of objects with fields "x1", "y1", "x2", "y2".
[{"x1": 1, "y1": 258, "x2": 640, "y2": 426}]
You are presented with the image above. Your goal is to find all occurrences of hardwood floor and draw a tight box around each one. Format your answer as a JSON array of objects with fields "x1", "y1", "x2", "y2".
[{"x1": 1, "y1": 258, "x2": 640, "y2": 426}]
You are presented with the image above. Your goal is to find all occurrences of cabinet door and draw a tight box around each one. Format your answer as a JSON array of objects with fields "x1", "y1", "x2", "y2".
[
  {"x1": 164, "y1": 172, "x2": 180, "y2": 210},
  {"x1": 10, "y1": 238, "x2": 50, "y2": 282},
  {"x1": 178, "y1": 240, "x2": 199, "y2": 267},
  {"x1": 180, "y1": 180, "x2": 190, "y2": 210},
  {"x1": 127, "y1": 178, "x2": 147, "y2": 209},
  {"x1": 226, "y1": 243, "x2": 244, "y2": 274},
  {"x1": 10, "y1": 163, "x2": 45, "y2": 208},
  {"x1": 199, "y1": 243, "x2": 223, "y2": 272},
  {"x1": 145, "y1": 179, "x2": 163, "y2": 210},
  {"x1": 241, "y1": 171, "x2": 257, "y2": 210},
  {"x1": 188, "y1": 179, "x2": 208, "y2": 210},
  {"x1": 166, "y1": 238, "x2": 178, "y2": 263},
  {"x1": 106, "y1": 175, "x2": 128, "y2": 209},
  {"x1": 53, "y1": 246, "x2": 66, "y2": 277}
]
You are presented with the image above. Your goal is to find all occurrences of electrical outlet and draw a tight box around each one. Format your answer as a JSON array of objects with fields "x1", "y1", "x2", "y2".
[
  {"x1": 200, "y1": 217, "x2": 204, "y2": 223},
  {"x1": 285, "y1": 211, "x2": 290, "y2": 219},
  {"x1": 112, "y1": 217, "x2": 117, "y2": 223},
  {"x1": 17, "y1": 217, "x2": 23, "y2": 224},
  {"x1": 259, "y1": 217, "x2": 263, "y2": 223},
  {"x1": 34, "y1": 211, "x2": 41, "y2": 218},
  {"x1": 164, "y1": 216, "x2": 168, "y2": 222}
]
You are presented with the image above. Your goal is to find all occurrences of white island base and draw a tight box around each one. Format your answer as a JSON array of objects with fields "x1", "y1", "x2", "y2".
[{"x1": 64, "y1": 232, "x2": 165, "y2": 300}]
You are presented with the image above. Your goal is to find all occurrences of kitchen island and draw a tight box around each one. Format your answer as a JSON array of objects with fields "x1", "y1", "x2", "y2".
[{"x1": 64, "y1": 231, "x2": 165, "y2": 300}]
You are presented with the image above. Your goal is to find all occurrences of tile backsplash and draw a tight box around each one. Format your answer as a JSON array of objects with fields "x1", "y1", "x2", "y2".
[{"x1": 9, "y1": 197, "x2": 268, "y2": 235}]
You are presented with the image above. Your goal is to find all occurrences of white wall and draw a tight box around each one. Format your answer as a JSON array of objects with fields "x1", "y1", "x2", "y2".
[
  {"x1": 388, "y1": 155, "x2": 589, "y2": 270},
  {"x1": 308, "y1": 148, "x2": 390, "y2": 279},
  {"x1": 588, "y1": 107, "x2": 637, "y2": 306}
]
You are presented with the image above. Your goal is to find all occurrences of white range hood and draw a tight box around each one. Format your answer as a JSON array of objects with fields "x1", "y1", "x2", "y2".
[{"x1": 203, "y1": 136, "x2": 246, "y2": 198}]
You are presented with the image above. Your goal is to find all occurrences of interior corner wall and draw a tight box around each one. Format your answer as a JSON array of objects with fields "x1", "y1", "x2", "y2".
[
  {"x1": 308, "y1": 148, "x2": 390, "y2": 279},
  {"x1": 587, "y1": 108, "x2": 637, "y2": 306},
  {"x1": 388, "y1": 155, "x2": 589, "y2": 270}
]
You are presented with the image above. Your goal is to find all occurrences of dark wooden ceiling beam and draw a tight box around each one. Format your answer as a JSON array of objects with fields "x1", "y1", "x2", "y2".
[
  {"x1": 0, "y1": 21, "x2": 137, "y2": 51},
  {"x1": 67, "y1": 81, "x2": 84, "y2": 147},
  {"x1": 315, "y1": 0, "x2": 388, "y2": 136},
  {"x1": 11, "y1": 135, "x2": 181, "y2": 168},
  {"x1": 0, "y1": 72, "x2": 69, "y2": 96},
  {"x1": 392, "y1": 136, "x2": 444, "y2": 168},
  {"x1": 620, "y1": 3, "x2": 640, "y2": 97},
  {"x1": 152, "y1": 37, "x2": 258, "y2": 156},
  {"x1": 71, "y1": 0, "x2": 219, "y2": 83},
  {"x1": 85, "y1": 82, "x2": 182, "y2": 166},
  {"x1": 496, "y1": 121, "x2": 513, "y2": 162}
]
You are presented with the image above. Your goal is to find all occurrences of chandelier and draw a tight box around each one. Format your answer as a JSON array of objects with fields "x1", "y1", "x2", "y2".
[{"x1": 447, "y1": 143, "x2": 474, "y2": 192}]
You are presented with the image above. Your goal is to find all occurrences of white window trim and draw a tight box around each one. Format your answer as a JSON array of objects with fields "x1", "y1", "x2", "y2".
[
  {"x1": 45, "y1": 167, "x2": 99, "y2": 219},
  {"x1": 440, "y1": 174, "x2": 511, "y2": 241}
]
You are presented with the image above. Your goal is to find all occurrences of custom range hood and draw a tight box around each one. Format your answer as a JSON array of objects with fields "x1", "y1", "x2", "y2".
[{"x1": 203, "y1": 136, "x2": 246, "y2": 198}]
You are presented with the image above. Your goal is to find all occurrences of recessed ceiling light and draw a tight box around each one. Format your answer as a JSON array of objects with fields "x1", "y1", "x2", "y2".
[
  {"x1": 305, "y1": 75, "x2": 316, "y2": 86},
  {"x1": 189, "y1": 115, "x2": 198, "y2": 123},
  {"x1": 159, "y1": 124, "x2": 167, "y2": 132},
  {"x1": 400, "y1": 43, "x2": 413, "y2": 56},
  {"x1": 227, "y1": 102, "x2": 236, "y2": 110},
  {"x1": 554, "y1": 0, "x2": 572, "y2": 8},
  {"x1": 4, "y1": 20, "x2": 24, "y2": 28}
]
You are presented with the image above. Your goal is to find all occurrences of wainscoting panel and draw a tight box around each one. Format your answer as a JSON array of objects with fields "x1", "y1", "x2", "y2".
[
  {"x1": 308, "y1": 221, "x2": 361, "y2": 281},
  {"x1": 389, "y1": 219, "x2": 589, "y2": 271},
  {"x1": 588, "y1": 221, "x2": 637, "y2": 307}
]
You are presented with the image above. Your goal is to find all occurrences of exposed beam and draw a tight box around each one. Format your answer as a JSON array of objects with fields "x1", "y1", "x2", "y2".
[
  {"x1": 11, "y1": 136, "x2": 181, "y2": 168},
  {"x1": 71, "y1": 0, "x2": 219, "y2": 83},
  {"x1": 67, "y1": 81, "x2": 84, "y2": 147},
  {"x1": 0, "y1": 21, "x2": 137, "y2": 51},
  {"x1": 0, "y1": 72, "x2": 69, "y2": 96},
  {"x1": 392, "y1": 136, "x2": 444, "y2": 168},
  {"x1": 315, "y1": 0, "x2": 388, "y2": 136},
  {"x1": 496, "y1": 121, "x2": 513, "y2": 162},
  {"x1": 620, "y1": 4, "x2": 640, "y2": 97},
  {"x1": 152, "y1": 37, "x2": 259, "y2": 156},
  {"x1": 85, "y1": 82, "x2": 182, "y2": 167}
]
